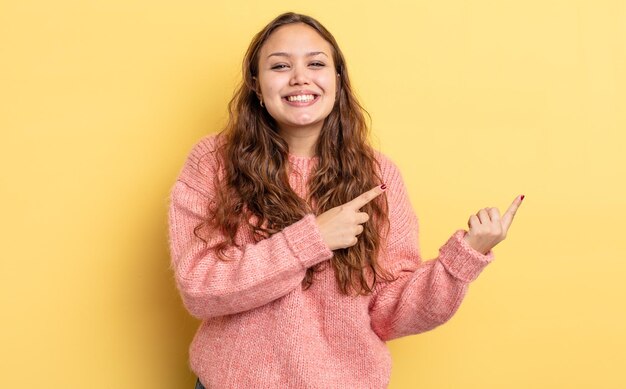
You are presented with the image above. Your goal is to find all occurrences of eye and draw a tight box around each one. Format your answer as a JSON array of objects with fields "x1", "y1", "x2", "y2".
[
  {"x1": 310, "y1": 61, "x2": 326, "y2": 67},
  {"x1": 271, "y1": 63, "x2": 289, "y2": 70}
]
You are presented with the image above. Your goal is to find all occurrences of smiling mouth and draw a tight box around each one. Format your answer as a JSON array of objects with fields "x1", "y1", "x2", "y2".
[{"x1": 283, "y1": 94, "x2": 319, "y2": 103}]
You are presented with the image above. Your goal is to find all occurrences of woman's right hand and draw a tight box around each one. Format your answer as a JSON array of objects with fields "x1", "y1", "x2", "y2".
[{"x1": 315, "y1": 185, "x2": 387, "y2": 250}]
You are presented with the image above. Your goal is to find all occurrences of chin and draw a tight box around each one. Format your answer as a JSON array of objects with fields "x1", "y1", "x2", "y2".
[{"x1": 286, "y1": 116, "x2": 320, "y2": 127}]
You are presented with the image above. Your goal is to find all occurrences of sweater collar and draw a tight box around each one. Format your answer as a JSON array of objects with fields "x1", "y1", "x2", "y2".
[{"x1": 287, "y1": 153, "x2": 318, "y2": 178}]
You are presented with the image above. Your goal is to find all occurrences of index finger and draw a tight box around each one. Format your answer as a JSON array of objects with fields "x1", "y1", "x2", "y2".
[
  {"x1": 502, "y1": 194, "x2": 524, "y2": 231},
  {"x1": 345, "y1": 185, "x2": 386, "y2": 210}
]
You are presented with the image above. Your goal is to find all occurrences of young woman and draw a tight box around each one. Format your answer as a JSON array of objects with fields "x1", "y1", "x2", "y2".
[{"x1": 168, "y1": 12, "x2": 523, "y2": 389}]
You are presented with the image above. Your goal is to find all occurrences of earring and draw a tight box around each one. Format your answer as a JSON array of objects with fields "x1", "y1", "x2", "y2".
[{"x1": 259, "y1": 98, "x2": 264, "y2": 108}]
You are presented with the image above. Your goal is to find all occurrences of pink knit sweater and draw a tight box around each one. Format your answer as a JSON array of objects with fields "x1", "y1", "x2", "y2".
[{"x1": 168, "y1": 134, "x2": 494, "y2": 388}]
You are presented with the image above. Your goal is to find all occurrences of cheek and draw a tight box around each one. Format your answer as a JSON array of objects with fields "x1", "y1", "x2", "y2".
[
  {"x1": 258, "y1": 74, "x2": 283, "y2": 98},
  {"x1": 322, "y1": 75, "x2": 338, "y2": 104},
  {"x1": 260, "y1": 82, "x2": 277, "y2": 98},
  {"x1": 317, "y1": 73, "x2": 336, "y2": 93}
]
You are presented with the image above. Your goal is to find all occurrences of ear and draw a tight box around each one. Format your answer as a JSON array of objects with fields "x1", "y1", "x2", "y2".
[{"x1": 252, "y1": 76, "x2": 261, "y2": 98}]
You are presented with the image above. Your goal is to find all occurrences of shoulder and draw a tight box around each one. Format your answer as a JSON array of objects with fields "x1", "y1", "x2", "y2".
[
  {"x1": 372, "y1": 148, "x2": 415, "y2": 217},
  {"x1": 175, "y1": 133, "x2": 225, "y2": 197},
  {"x1": 371, "y1": 150, "x2": 419, "y2": 247},
  {"x1": 188, "y1": 132, "x2": 224, "y2": 161},
  {"x1": 372, "y1": 149, "x2": 405, "y2": 189}
]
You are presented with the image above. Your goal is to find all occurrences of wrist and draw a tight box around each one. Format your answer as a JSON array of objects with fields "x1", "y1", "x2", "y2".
[{"x1": 463, "y1": 234, "x2": 490, "y2": 255}]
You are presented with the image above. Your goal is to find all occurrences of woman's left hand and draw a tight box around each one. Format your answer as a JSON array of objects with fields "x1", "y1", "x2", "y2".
[{"x1": 463, "y1": 195, "x2": 524, "y2": 255}]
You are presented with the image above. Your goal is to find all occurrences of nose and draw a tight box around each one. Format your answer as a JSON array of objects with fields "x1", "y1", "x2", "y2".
[{"x1": 289, "y1": 63, "x2": 309, "y2": 86}]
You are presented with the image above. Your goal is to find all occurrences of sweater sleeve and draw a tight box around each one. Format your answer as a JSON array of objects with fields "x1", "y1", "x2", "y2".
[
  {"x1": 368, "y1": 156, "x2": 494, "y2": 342},
  {"x1": 167, "y1": 136, "x2": 334, "y2": 320}
]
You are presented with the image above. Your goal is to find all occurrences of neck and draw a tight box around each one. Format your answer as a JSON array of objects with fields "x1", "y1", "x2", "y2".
[{"x1": 278, "y1": 125, "x2": 321, "y2": 158}]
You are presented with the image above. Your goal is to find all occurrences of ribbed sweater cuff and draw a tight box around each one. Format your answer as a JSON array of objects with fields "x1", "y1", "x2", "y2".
[
  {"x1": 282, "y1": 214, "x2": 334, "y2": 269},
  {"x1": 438, "y1": 229, "x2": 495, "y2": 282}
]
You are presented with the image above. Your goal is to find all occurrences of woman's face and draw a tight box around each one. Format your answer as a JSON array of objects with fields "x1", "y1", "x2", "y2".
[{"x1": 256, "y1": 23, "x2": 338, "y2": 137}]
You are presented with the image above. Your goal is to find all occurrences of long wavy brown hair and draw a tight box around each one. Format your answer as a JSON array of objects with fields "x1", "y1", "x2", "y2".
[{"x1": 195, "y1": 12, "x2": 394, "y2": 296}]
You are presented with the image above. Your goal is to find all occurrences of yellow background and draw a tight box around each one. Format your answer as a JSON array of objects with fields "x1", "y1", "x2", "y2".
[{"x1": 1, "y1": 0, "x2": 624, "y2": 388}]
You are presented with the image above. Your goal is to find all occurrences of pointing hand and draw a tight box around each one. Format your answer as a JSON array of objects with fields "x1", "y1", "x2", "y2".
[
  {"x1": 315, "y1": 185, "x2": 387, "y2": 251},
  {"x1": 463, "y1": 195, "x2": 524, "y2": 255}
]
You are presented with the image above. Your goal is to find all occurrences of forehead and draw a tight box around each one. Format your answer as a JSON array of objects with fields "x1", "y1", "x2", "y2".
[{"x1": 260, "y1": 23, "x2": 334, "y2": 58}]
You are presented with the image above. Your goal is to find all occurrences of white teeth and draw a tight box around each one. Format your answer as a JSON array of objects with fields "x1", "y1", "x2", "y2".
[{"x1": 286, "y1": 94, "x2": 315, "y2": 102}]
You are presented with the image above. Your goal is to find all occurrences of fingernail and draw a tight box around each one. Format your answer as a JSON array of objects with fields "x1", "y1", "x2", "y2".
[
  {"x1": 380, "y1": 184, "x2": 387, "y2": 190},
  {"x1": 520, "y1": 195, "x2": 525, "y2": 201}
]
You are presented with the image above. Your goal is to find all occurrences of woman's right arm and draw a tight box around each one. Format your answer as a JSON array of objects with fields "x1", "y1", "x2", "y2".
[
  {"x1": 168, "y1": 136, "x2": 333, "y2": 320},
  {"x1": 168, "y1": 179, "x2": 333, "y2": 320}
]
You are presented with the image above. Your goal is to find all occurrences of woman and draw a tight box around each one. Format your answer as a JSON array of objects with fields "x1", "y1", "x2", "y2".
[{"x1": 168, "y1": 12, "x2": 523, "y2": 389}]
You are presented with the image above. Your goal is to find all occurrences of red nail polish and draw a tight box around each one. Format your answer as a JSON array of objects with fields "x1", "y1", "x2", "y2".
[
  {"x1": 521, "y1": 195, "x2": 525, "y2": 201},
  {"x1": 380, "y1": 184, "x2": 387, "y2": 190}
]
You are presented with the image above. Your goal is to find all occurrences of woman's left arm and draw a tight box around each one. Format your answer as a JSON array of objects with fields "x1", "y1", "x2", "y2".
[
  {"x1": 368, "y1": 158, "x2": 515, "y2": 342},
  {"x1": 369, "y1": 227, "x2": 493, "y2": 342}
]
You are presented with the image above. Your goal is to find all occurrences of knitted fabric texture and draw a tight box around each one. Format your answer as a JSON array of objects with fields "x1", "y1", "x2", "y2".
[{"x1": 168, "y1": 134, "x2": 495, "y2": 388}]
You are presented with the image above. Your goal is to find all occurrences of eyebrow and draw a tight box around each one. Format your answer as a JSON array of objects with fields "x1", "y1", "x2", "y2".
[{"x1": 267, "y1": 51, "x2": 328, "y2": 59}]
